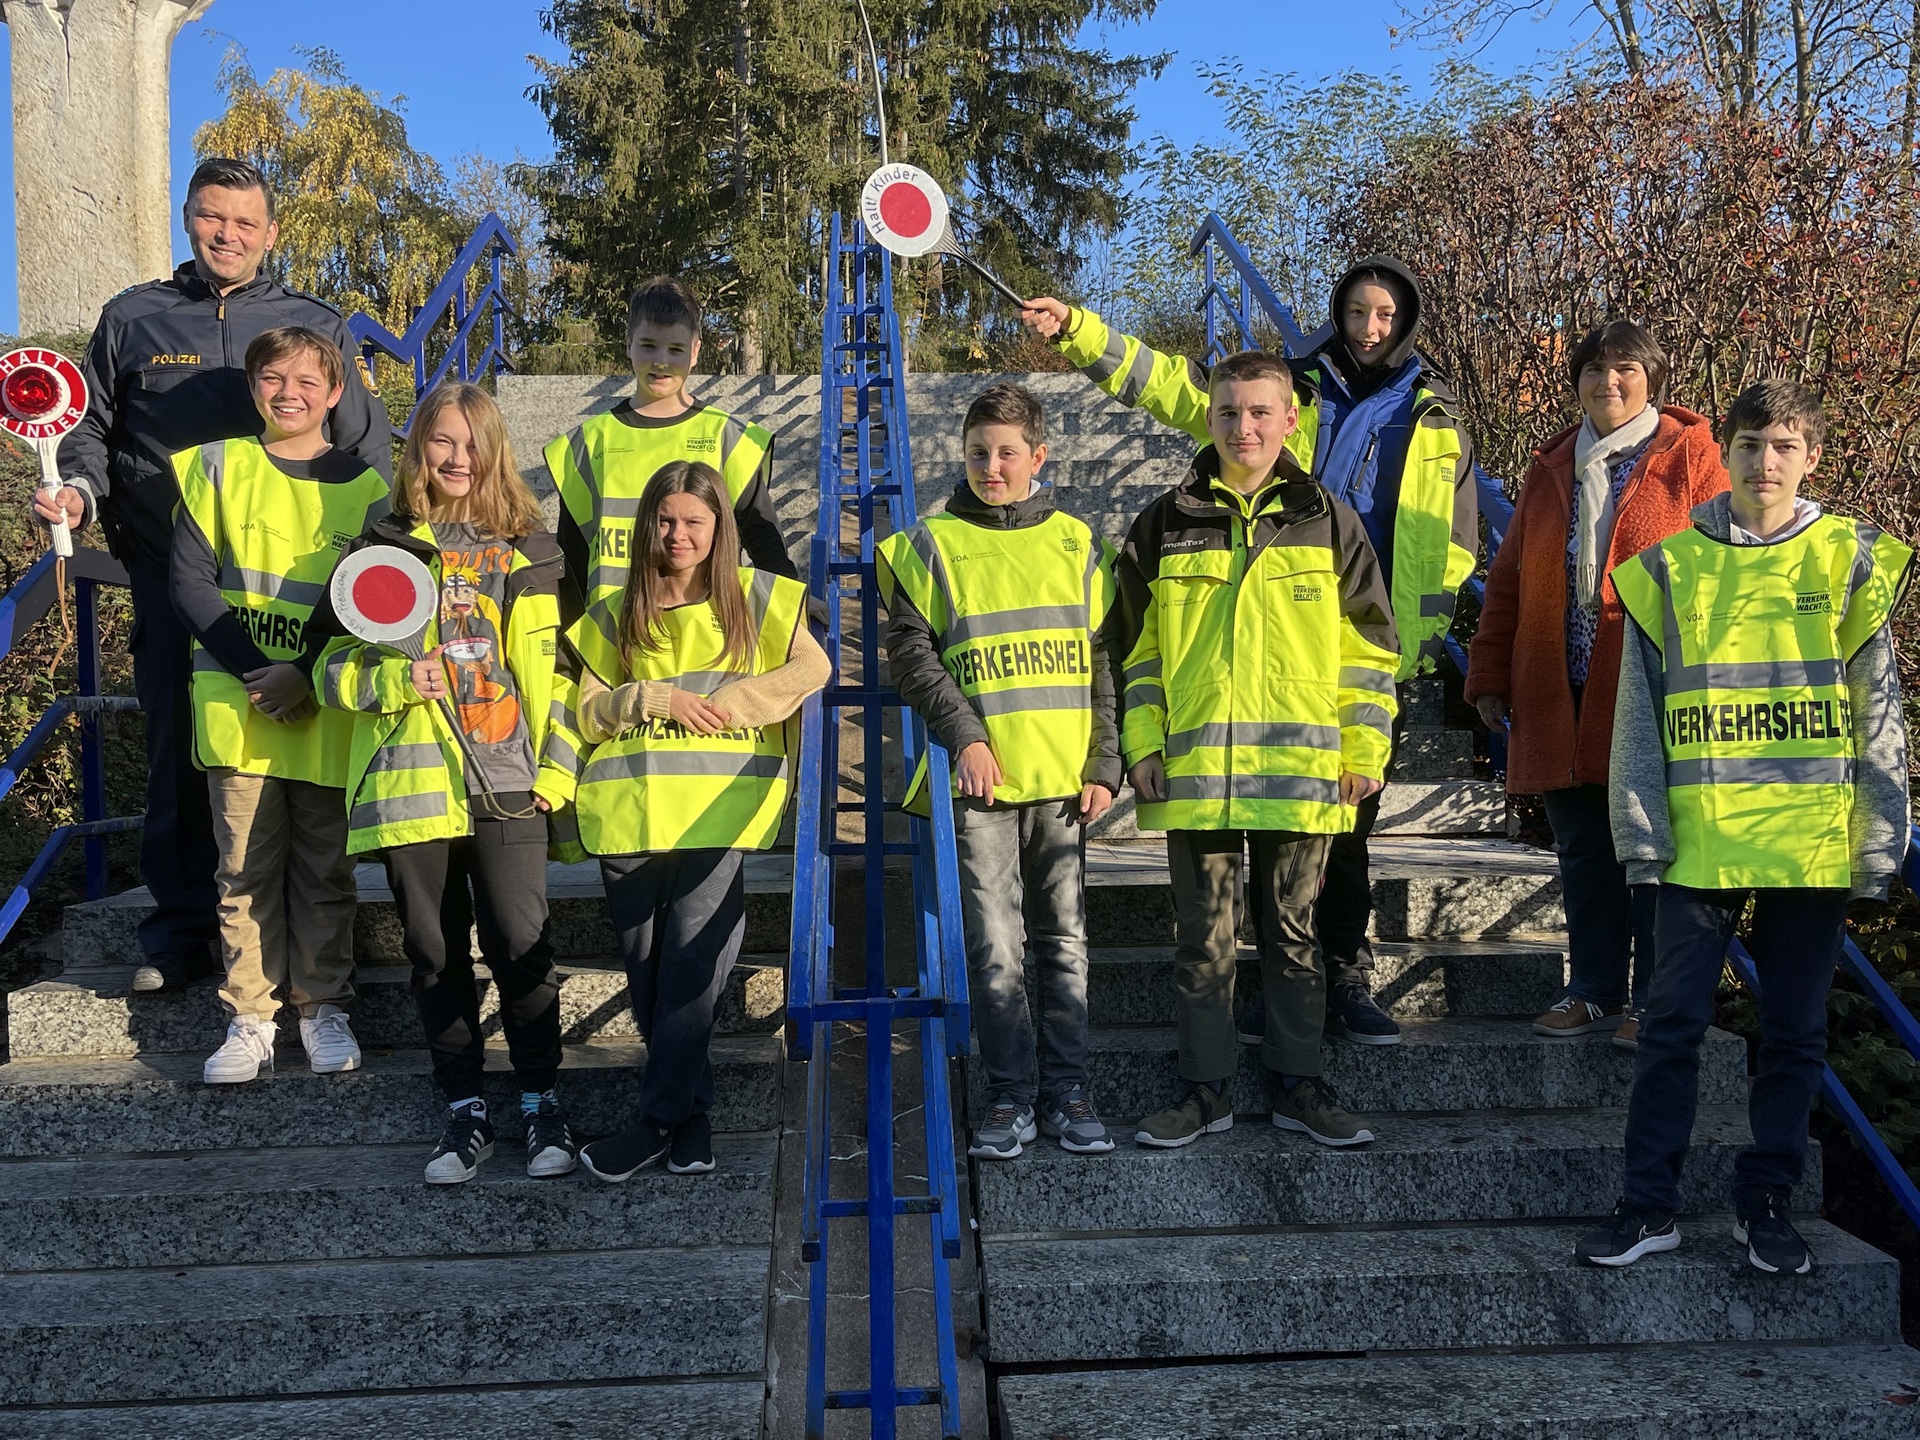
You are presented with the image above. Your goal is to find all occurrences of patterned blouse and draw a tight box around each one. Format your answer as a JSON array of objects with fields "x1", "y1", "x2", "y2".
[{"x1": 1565, "y1": 444, "x2": 1650, "y2": 688}]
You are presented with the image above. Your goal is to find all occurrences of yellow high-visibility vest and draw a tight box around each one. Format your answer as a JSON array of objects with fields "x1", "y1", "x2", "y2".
[
  {"x1": 877, "y1": 508, "x2": 1114, "y2": 809},
  {"x1": 1612, "y1": 512, "x2": 1912, "y2": 889},
  {"x1": 564, "y1": 568, "x2": 805, "y2": 855},
  {"x1": 173, "y1": 437, "x2": 390, "y2": 784},
  {"x1": 545, "y1": 407, "x2": 772, "y2": 678}
]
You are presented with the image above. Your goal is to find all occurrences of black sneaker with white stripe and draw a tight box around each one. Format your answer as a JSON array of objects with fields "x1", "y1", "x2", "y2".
[
  {"x1": 1576, "y1": 1200, "x2": 1680, "y2": 1267},
  {"x1": 1735, "y1": 1189, "x2": 1813, "y2": 1275},
  {"x1": 669, "y1": 1112, "x2": 716, "y2": 1174},
  {"x1": 524, "y1": 1098, "x2": 579, "y2": 1178},
  {"x1": 425, "y1": 1103, "x2": 495, "y2": 1185}
]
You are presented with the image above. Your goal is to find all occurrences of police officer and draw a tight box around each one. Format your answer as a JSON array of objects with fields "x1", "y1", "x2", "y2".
[{"x1": 42, "y1": 157, "x2": 392, "y2": 992}]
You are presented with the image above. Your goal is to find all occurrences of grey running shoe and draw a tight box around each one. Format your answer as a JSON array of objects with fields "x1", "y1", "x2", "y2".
[
  {"x1": 1270, "y1": 1076, "x2": 1375, "y2": 1147},
  {"x1": 1039, "y1": 1087, "x2": 1115, "y2": 1153},
  {"x1": 968, "y1": 1101, "x2": 1037, "y2": 1160},
  {"x1": 1134, "y1": 1081, "x2": 1234, "y2": 1148}
]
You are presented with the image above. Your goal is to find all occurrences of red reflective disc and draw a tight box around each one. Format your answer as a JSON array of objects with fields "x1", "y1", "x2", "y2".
[
  {"x1": 3, "y1": 366, "x2": 59, "y2": 420},
  {"x1": 352, "y1": 567, "x2": 417, "y2": 625},
  {"x1": 878, "y1": 182, "x2": 933, "y2": 238}
]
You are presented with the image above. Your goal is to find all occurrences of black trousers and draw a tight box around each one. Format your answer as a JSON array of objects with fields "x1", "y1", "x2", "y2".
[
  {"x1": 1313, "y1": 721, "x2": 1404, "y2": 988},
  {"x1": 1624, "y1": 884, "x2": 1844, "y2": 1214},
  {"x1": 127, "y1": 557, "x2": 218, "y2": 961},
  {"x1": 601, "y1": 847, "x2": 745, "y2": 1131},
  {"x1": 383, "y1": 809, "x2": 561, "y2": 1100}
]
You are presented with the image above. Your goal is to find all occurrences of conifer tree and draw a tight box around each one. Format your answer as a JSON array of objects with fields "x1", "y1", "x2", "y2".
[{"x1": 519, "y1": 0, "x2": 1161, "y2": 370}]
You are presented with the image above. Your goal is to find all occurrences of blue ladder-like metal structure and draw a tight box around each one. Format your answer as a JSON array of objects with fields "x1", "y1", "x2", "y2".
[
  {"x1": 785, "y1": 214, "x2": 970, "y2": 1438},
  {"x1": 1192, "y1": 208, "x2": 1920, "y2": 1239}
]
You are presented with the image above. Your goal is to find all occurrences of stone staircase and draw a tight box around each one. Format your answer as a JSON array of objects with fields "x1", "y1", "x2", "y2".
[
  {"x1": 979, "y1": 834, "x2": 1920, "y2": 1437},
  {"x1": 0, "y1": 861, "x2": 792, "y2": 1437}
]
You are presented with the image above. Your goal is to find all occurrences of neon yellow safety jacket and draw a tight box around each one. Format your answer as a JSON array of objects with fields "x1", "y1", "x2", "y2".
[
  {"x1": 171, "y1": 437, "x2": 390, "y2": 785},
  {"x1": 1115, "y1": 449, "x2": 1401, "y2": 834},
  {"x1": 877, "y1": 503, "x2": 1116, "y2": 810},
  {"x1": 545, "y1": 403, "x2": 790, "y2": 673},
  {"x1": 544, "y1": 568, "x2": 807, "y2": 855},
  {"x1": 310, "y1": 517, "x2": 567, "y2": 856},
  {"x1": 1054, "y1": 306, "x2": 1474, "y2": 680},
  {"x1": 1612, "y1": 512, "x2": 1913, "y2": 890}
]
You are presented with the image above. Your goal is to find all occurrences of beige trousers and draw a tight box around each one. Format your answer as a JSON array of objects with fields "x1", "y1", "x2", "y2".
[{"x1": 208, "y1": 768, "x2": 358, "y2": 1020}]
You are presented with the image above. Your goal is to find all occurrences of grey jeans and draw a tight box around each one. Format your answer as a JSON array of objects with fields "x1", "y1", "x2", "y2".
[{"x1": 952, "y1": 796, "x2": 1092, "y2": 1107}]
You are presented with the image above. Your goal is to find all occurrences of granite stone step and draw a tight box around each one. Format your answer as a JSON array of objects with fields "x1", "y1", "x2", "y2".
[
  {"x1": 4, "y1": 1379, "x2": 767, "y2": 1440},
  {"x1": 1047, "y1": 939, "x2": 1566, "y2": 1029},
  {"x1": 0, "y1": 1036, "x2": 782, "y2": 1157},
  {"x1": 8, "y1": 955, "x2": 785, "y2": 1058},
  {"x1": 1082, "y1": 836, "x2": 1564, "y2": 945},
  {"x1": 0, "y1": 1134, "x2": 779, "y2": 1271},
  {"x1": 1393, "y1": 727, "x2": 1477, "y2": 780},
  {"x1": 58, "y1": 857, "x2": 798, "y2": 968},
  {"x1": 0, "y1": 1245, "x2": 768, "y2": 1406},
  {"x1": 967, "y1": 1018, "x2": 1747, "y2": 1118},
  {"x1": 1087, "y1": 779, "x2": 1506, "y2": 843},
  {"x1": 980, "y1": 1218, "x2": 1898, "y2": 1364},
  {"x1": 994, "y1": 1344, "x2": 1920, "y2": 1439},
  {"x1": 972, "y1": 1107, "x2": 1817, "y2": 1235}
]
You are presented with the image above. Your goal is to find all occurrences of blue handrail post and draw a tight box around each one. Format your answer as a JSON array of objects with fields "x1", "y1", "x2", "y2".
[{"x1": 76, "y1": 579, "x2": 106, "y2": 899}]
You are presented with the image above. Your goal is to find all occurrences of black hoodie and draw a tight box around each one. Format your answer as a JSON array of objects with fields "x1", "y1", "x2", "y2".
[{"x1": 882, "y1": 483, "x2": 1122, "y2": 795}]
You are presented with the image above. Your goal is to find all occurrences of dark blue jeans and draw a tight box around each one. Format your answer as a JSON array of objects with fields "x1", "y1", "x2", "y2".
[
  {"x1": 1623, "y1": 883, "x2": 1845, "y2": 1215},
  {"x1": 1542, "y1": 783, "x2": 1655, "y2": 1009}
]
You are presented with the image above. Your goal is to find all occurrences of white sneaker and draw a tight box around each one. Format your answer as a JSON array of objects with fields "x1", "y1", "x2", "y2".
[
  {"x1": 204, "y1": 1017, "x2": 277, "y2": 1084},
  {"x1": 300, "y1": 1004, "x2": 362, "y2": 1074}
]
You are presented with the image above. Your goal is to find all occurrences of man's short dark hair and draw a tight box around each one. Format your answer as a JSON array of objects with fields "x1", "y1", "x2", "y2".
[
  {"x1": 186, "y1": 157, "x2": 275, "y2": 221},
  {"x1": 962, "y1": 381, "x2": 1044, "y2": 449},
  {"x1": 1722, "y1": 378, "x2": 1828, "y2": 451},
  {"x1": 627, "y1": 276, "x2": 703, "y2": 340},
  {"x1": 1567, "y1": 319, "x2": 1668, "y2": 403},
  {"x1": 1209, "y1": 350, "x2": 1296, "y2": 395}
]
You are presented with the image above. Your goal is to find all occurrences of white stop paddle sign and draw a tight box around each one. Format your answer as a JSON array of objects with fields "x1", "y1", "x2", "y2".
[
  {"x1": 860, "y1": 164, "x2": 950, "y2": 258},
  {"x1": 330, "y1": 546, "x2": 437, "y2": 648}
]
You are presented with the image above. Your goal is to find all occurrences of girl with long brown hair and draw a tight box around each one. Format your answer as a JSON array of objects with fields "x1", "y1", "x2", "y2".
[
  {"x1": 312, "y1": 380, "x2": 576, "y2": 1184},
  {"x1": 546, "y1": 460, "x2": 827, "y2": 1180}
]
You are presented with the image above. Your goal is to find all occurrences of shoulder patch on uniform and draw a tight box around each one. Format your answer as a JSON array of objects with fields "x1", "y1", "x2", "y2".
[{"x1": 354, "y1": 355, "x2": 381, "y2": 395}]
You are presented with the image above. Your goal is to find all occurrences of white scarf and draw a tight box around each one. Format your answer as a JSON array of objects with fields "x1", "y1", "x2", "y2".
[{"x1": 1571, "y1": 403, "x2": 1661, "y2": 609}]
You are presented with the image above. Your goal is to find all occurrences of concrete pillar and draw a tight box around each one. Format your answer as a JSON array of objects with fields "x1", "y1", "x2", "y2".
[{"x1": 2, "y1": 0, "x2": 214, "y2": 335}]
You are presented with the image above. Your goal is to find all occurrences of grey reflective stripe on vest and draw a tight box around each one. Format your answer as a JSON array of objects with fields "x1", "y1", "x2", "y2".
[
  {"x1": 720, "y1": 414, "x2": 754, "y2": 480},
  {"x1": 582, "y1": 750, "x2": 789, "y2": 784},
  {"x1": 970, "y1": 685, "x2": 1089, "y2": 717},
  {"x1": 1166, "y1": 773, "x2": 1342, "y2": 805},
  {"x1": 1131, "y1": 681, "x2": 1166, "y2": 709},
  {"x1": 1847, "y1": 522, "x2": 1881, "y2": 606},
  {"x1": 1084, "y1": 326, "x2": 1129, "y2": 384},
  {"x1": 192, "y1": 648, "x2": 228, "y2": 673},
  {"x1": 907, "y1": 527, "x2": 954, "y2": 630},
  {"x1": 323, "y1": 646, "x2": 378, "y2": 710},
  {"x1": 218, "y1": 566, "x2": 328, "y2": 608},
  {"x1": 1638, "y1": 543, "x2": 1847, "y2": 692},
  {"x1": 549, "y1": 696, "x2": 573, "y2": 726},
  {"x1": 1666, "y1": 756, "x2": 1855, "y2": 788},
  {"x1": 366, "y1": 742, "x2": 443, "y2": 775},
  {"x1": 1421, "y1": 592, "x2": 1456, "y2": 618},
  {"x1": 1123, "y1": 657, "x2": 1161, "y2": 686},
  {"x1": 351, "y1": 791, "x2": 448, "y2": 830},
  {"x1": 943, "y1": 603, "x2": 1089, "y2": 648},
  {"x1": 1340, "y1": 665, "x2": 1396, "y2": 695},
  {"x1": 748, "y1": 567, "x2": 778, "y2": 626},
  {"x1": 670, "y1": 670, "x2": 746, "y2": 694},
  {"x1": 1165, "y1": 721, "x2": 1342, "y2": 759},
  {"x1": 201, "y1": 440, "x2": 227, "y2": 492},
  {"x1": 545, "y1": 729, "x2": 579, "y2": 772},
  {"x1": 1113, "y1": 344, "x2": 1161, "y2": 408}
]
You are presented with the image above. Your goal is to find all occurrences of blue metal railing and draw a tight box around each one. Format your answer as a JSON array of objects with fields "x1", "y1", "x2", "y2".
[
  {"x1": 1192, "y1": 209, "x2": 1920, "y2": 1230},
  {"x1": 0, "y1": 547, "x2": 141, "y2": 950},
  {"x1": 786, "y1": 213, "x2": 968, "y2": 1439},
  {"x1": 347, "y1": 211, "x2": 519, "y2": 432}
]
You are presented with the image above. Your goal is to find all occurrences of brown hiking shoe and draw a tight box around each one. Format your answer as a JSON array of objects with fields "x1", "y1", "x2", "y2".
[
  {"x1": 1531, "y1": 995, "x2": 1625, "y2": 1037},
  {"x1": 1613, "y1": 1010, "x2": 1642, "y2": 1050}
]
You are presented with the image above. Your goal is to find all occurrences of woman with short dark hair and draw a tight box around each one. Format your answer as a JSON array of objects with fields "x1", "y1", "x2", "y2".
[{"x1": 1465, "y1": 320, "x2": 1728, "y2": 1047}]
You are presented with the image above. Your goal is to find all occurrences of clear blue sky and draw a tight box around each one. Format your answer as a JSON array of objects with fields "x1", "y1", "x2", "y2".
[{"x1": 0, "y1": 0, "x2": 1589, "y2": 334}]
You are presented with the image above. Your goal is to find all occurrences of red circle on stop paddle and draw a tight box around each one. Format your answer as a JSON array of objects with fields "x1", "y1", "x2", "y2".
[
  {"x1": 353, "y1": 567, "x2": 418, "y2": 625},
  {"x1": 878, "y1": 182, "x2": 933, "y2": 238},
  {"x1": 3, "y1": 366, "x2": 59, "y2": 420}
]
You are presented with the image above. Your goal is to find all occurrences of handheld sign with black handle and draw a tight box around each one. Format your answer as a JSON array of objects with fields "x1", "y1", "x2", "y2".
[
  {"x1": 0, "y1": 348, "x2": 89, "y2": 559},
  {"x1": 859, "y1": 163, "x2": 1030, "y2": 307}
]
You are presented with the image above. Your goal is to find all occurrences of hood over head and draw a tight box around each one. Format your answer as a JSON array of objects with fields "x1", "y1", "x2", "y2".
[{"x1": 1325, "y1": 255, "x2": 1424, "y2": 382}]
